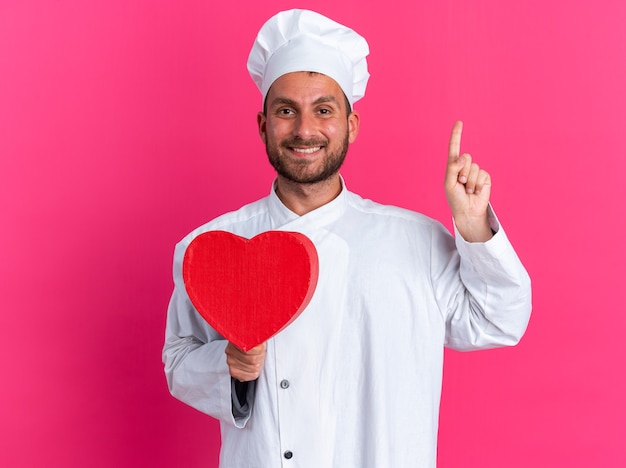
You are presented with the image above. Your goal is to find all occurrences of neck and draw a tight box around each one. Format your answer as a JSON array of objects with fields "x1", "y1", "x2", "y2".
[{"x1": 274, "y1": 174, "x2": 342, "y2": 216}]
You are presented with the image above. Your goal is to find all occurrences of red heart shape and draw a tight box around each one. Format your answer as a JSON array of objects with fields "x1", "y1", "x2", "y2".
[{"x1": 182, "y1": 230, "x2": 319, "y2": 351}]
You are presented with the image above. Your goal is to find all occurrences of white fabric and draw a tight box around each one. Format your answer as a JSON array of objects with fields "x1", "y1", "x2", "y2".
[
  {"x1": 163, "y1": 180, "x2": 532, "y2": 468},
  {"x1": 247, "y1": 9, "x2": 370, "y2": 107}
]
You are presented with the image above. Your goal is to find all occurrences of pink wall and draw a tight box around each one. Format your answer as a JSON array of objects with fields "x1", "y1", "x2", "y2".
[{"x1": 1, "y1": 1, "x2": 624, "y2": 466}]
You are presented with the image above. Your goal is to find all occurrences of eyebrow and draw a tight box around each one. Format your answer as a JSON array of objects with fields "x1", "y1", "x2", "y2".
[{"x1": 269, "y1": 95, "x2": 339, "y2": 109}]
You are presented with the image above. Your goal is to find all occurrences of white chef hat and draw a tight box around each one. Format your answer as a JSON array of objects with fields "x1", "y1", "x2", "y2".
[{"x1": 247, "y1": 9, "x2": 370, "y2": 108}]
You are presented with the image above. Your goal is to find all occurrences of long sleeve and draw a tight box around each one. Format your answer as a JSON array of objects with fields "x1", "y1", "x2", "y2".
[
  {"x1": 431, "y1": 210, "x2": 532, "y2": 351},
  {"x1": 162, "y1": 287, "x2": 253, "y2": 428}
]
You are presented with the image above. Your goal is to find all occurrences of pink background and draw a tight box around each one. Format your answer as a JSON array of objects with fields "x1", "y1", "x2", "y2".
[{"x1": 1, "y1": 1, "x2": 624, "y2": 466}]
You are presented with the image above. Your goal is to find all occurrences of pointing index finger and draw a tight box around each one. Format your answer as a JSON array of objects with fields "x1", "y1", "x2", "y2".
[{"x1": 448, "y1": 120, "x2": 463, "y2": 163}]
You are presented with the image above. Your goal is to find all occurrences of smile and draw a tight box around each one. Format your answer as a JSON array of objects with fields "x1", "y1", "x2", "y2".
[{"x1": 291, "y1": 147, "x2": 322, "y2": 154}]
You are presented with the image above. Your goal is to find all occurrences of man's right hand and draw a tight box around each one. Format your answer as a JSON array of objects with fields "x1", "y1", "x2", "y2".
[{"x1": 225, "y1": 342, "x2": 267, "y2": 382}]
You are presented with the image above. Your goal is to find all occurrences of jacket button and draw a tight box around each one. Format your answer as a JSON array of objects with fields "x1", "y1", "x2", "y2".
[
  {"x1": 280, "y1": 379, "x2": 290, "y2": 389},
  {"x1": 284, "y1": 450, "x2": 293, "y2": 459}
]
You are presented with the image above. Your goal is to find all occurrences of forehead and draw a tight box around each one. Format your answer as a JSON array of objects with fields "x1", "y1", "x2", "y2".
[{"x1": 266, "y1": 72, "x2": 345, "y2": 106}]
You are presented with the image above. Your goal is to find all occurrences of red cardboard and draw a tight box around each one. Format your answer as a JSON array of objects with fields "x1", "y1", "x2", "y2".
[{"x1": 182, "y1": 230, "x2": 319, "y2": 351}]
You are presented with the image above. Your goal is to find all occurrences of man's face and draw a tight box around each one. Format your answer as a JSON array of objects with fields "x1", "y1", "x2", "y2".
[{"x1": 258, "y1": 72, "x2": 360, "y2": 185}]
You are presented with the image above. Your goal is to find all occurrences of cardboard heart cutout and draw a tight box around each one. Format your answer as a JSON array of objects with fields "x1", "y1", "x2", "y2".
[{"x1": 182, "y1": 230, "x2": 319, "y2": 351}]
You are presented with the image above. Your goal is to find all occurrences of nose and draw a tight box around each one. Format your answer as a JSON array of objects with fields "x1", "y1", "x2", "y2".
[{"x1": 293, "y1": 112, "x2": 316, "y2": 139}]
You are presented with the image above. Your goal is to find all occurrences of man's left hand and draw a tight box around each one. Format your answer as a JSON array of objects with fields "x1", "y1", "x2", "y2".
[{"x1": 444, "y1": 121, "x2": 493, "y2": 242}]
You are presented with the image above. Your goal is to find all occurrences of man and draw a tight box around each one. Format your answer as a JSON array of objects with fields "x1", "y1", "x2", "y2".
[{"x1": 163, "y1": 9, "x2": 531, "y2": 468}]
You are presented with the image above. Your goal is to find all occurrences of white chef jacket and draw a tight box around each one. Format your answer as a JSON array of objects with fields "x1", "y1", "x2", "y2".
[{"x1": 163, "y1": 179, "x2": 532, "y2": 468}]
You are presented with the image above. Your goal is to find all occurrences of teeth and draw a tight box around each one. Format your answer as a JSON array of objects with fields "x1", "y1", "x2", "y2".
[{"x1": 292, "y1": 147, "x2": 321, "y2": 154}]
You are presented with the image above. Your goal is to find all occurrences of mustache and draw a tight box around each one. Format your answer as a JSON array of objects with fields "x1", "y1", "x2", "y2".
[{"x1": 281, "y1": 137, "x2": 328, "y2": 148}]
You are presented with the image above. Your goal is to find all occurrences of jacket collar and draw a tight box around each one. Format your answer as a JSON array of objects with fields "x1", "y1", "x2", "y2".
[{"x1": 267, "y1": 175, "x2": 349, "y2": 231}]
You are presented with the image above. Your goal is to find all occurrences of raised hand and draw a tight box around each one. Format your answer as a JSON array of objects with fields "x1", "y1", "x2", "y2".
[{"x1": 444, "y1": 121, "x2": 493, "y2": 242}]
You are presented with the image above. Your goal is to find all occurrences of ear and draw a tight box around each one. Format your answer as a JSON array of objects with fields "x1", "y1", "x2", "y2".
[
  {"x1": 347, "y1": 110, "x2": 360, "y2": 144},
  {"x1": 257, "y1": 112, "x2": 267, "y2": 144}
]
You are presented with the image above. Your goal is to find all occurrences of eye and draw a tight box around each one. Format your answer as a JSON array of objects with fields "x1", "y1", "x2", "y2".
[{"x1": 277, "y1": 108, "x2": 295, "y2": 116}]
